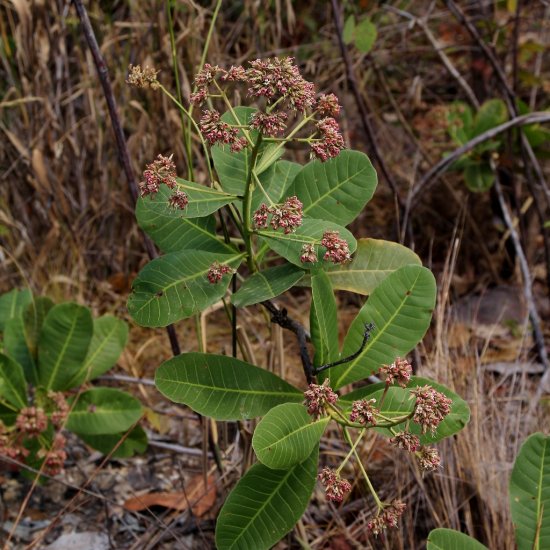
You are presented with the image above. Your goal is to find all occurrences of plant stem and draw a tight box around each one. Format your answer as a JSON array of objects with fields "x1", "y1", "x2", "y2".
[
  {"x1": 343, "y1": 428, "x2": 384, "y2": 510},
  {"x1": 243, "y1": 136, "x2": 263, "y2": 270},
  {"x1": 336, "y1": 428, "x2": 366, "y2": 474}
]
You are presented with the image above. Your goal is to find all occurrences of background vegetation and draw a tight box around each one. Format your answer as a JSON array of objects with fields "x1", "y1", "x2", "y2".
[{"x1": 0, "y1": 0, "x2": 549, "y2": 548}]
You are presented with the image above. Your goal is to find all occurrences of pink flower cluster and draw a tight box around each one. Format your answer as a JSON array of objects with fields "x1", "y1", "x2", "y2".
[
  {"x1": 316, "y1": 93, "x2": 341, "y2": 117},
  {"x1": 246, "y1": 57, "x2": 316, "y2": 112},
  {"x1": 168, "y1": 190, "x2": 189, "y2": 210},
  {"x1": 318, "y1": 467, "x2": 352, "y2": 503},
  {"x1": 190, "y1": 63, "x2": 222, "y2": 104},
  {"x1": 253, "y1": 196, "x2": 303, "y2": 234},
  {"x1": 206, "y1": 261, "x2": 234, "y2": 284},
  {"x1": 38, "y1": 433, "x2": 67, "y2": 476},
  {"x1": 416, "y1": 446, "x2": 441, "y2": 471},
  {"x1": 367, "y1": 499, "x2": 407, "y2": 536},
  {"x1": 390, "y1": 431, "x2": 421, "y2": 453},
  {"x1": 311, "y1": 117, "x2": 345, "y2": 161},
  {"x1": 199, "y1": 110, "x2": 247, "y2": 152},
  {"x1": 303, "y1": 379, "x2": 338, "y2": 420},
  {"x1": 410, "y1": 385, "x2": 452, "y2": 435},
  {"x1": 321, "y1": 230, "x2": 351, "y2": 264},
  {"x1": 250, "y1": 111, "x2": 288, "y2": 136},
  {"x1": 379, "y1": 357, "x2": 412, "y2": 388},
  {"x1": 140, "y1": 154, "x2": 177, "y2": 197},
  {"x1": 15, "y1": 406, "x2": 48, "y2": 437},
  {"x1": 300, "y1": 243, "x2": 318, "y2": 264},
  {"x1": 349, "y1": 398, "x2": 379, "y2": 426}
]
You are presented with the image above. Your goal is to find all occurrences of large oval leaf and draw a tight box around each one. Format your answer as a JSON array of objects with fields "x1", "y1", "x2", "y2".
[
  {"x1": 427, "y1": 528, "x2": 488, "y2": 549},
  {"x1": 138, "y1": 180, "x2": 237, "y2": 220},
  {"x1": 155, "y1": 352, "x2": 303, "y2": 420},
  {"x1": 0, "y1": 353, "x2": 27, "y2": 409},
  {"x1": 67, "y1": 388, "x2": 142, "y2": 435},
  {"x1": 286, "y1": 150, "x2": 377, "y2": 225},
  {"x1": 310, "y1": 269, "x2": 338, "y2": 368},
  {"x1": 510, "y1": 432, "x2": 550, "y2": 550},
  {"x1": 324, "y1": 238, "x2": 421, "y2": 294},
  {"x1": 252, "y1": 403, "x2": 328, "y2": 469},
  {"x1": 331, "y1": 265, "x2": 436, "y2": 388},
  {"x1": 38, "y1": 303, "x2": 93, "y2": 391},
  {"x1": 67, "y1": 316, "x2": 129, "y2": 387},
  {"x1": 128, "y1": 250, "x2": 244, "y2": 327},
  {"x1": 136, "y1": 202, "x2": 235, "y2": 254},
  {"x1": 0, "y1": 289, "x2": 32, "y2": 332},
  {"x1": 231, "y1": 263, "x2": 305, "y2": 308},
  {"x1": 4, "y1": 316, "x2": 37, "y2": 385},
  {"x1": 340, "y1": 377, "x2": 470, "y2": 443},
  {"x1": 251, "y1": 160, "x2": 301, "y2": 212},
  {"x1": 258, "y1": 218, "x2": 357, "y2": 268},
  {"x1": 215, "y1": 445, "x2": 318, "y2": 550}
]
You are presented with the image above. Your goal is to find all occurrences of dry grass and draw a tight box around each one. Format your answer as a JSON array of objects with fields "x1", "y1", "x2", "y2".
[{"x1": 1, "y1": 0, "x2": 549, "y2": 548}]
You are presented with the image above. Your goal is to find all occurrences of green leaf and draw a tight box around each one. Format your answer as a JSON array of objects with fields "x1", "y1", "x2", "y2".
[
  {"x1": 128, "y1": 250, "x2": 243, "y2": 327},
  {"x1": 231, "y1": 264, "x2": 305, "y2": 308},
  {"x1": 155, "y1": 352, "x2": 303, "y2": 420},
  {"x1": 136, "y1": 196, "x2": 235, "y2": 254},
  {"x1": 324, "y1": 238, "x2": 421, "y2": 295},
  {"x1": 354, "y1": 19, "x2": 377, "y2": 53},
  {"x1": 67, "y1": 316, "x2": 129, "y2": 387},
  {"x1": 215, "y1": 445, "x2": 318, "y2": 550},
  {"x1": 22, "y1": 297, "x2": 54, "y2": 359},
  {"x1": 464, "y1": 162, "x2": 494, "y2": 192},
  {"x1": 4, "y1": 297, "x2": 55, "y2": 385},
  {"x1": 427, "y1": 528, "x2": 488, "y2": 549},
  {"x1": 258, "y1": 218, "x2": 357, "y2": 268},
  {"x1": 310, "y1": 270, "x2": 338, "y2": 367},
  {"x1": 139, "y1": 180, "x2": 237, "y2": 219},
  {"x1": 0, "y1": 289, "x2": 32, "y2": 332},
  {"x1": 286, "y1": 150, "x2": 377, "y2": 226},
  {"x1": 0, "y1": 402, "x2": 17, "y2": 425},
  {"x1": 67, "y1": 388, "x2": 142, "y2": 435},
  {"x1": 4, "y1": 316, "x2": 37, "y2": 385},
  {"x1": 38, "y1": 303, "x2": 93, "y2": 391},
  {"x1": 0, "y1": 353, "x2": 27, "y2": 409},
  {"x1": 251, "y1": 160, "x2": 301, "y2": 213},
  {"x1": 331, "y1": 265, "x2": 436, "y2": 388},
  {"x1": 253, "y1": 403, "x2": 328, "y2": 469},
  {"x1": 447, "y1": 102, "x2": 474, "y2": 145},
  {"x1": 343, "y1": 15, "x2": 355, "y2": 44},
  {"x1": 78, "y1": 425, "x2": 147, "y2": 458},
  {"x1": 340, "y1": 377, "x2": 470, "y2": 443},
  {"x1": 510, "y1": 432, "x2": 550, "y2": 550},
  {"x1": 473, "y1": 99, "x2": 508, "y2": 137},
  {"x1": 212, "y1": 107, "x2": 283, "y2": 196}
]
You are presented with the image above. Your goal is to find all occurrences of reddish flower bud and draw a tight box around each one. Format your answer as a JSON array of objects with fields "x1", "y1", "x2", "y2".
[
  {"x1": 168, "y1": 190, "x2": 189, "y2": 210},
  {"x1": 316, "y1": 93, "x2": 341, "y2": 116},
  {"x1": 390, "y1": 431, "x2": 421, "y2": 452},
  {"x1": 410, "y1": 385, "x2": 452, "y2": 435},
  {"x1": 416, "y1": 446, "x2": 441, "y2": 471},
  {"x1": 300, "y1": 243, "x2": 318, "y2": 264},
  {"x1": 349, "y1": 398, "x2": 379, "y2": 426},
  {"x1": 318, "y1": 467, "x2": 352, "y2": 503},
  {"x1": 16, "y1": 407, "x2": 48, "y2": 437},
  {"x1": 379, "y1": 357, "x2": 412, "y2": 388},
  {"x1": 206, "y1": 261, "x2": 234, "y2": 284},
  {"x1": 321, "y1": 230, "x2": 351, "y2": 264},
  {"x1": 303, "y1": 379, "x2": 338, "y2": 420}
]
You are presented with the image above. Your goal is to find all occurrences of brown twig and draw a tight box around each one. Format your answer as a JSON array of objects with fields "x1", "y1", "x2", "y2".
[
  {"x1": 261, "y1": 299, "x2": 314, "y2": 384},
  {"x1": 492, "y1": 161, "x2": 549, "y2": 375},
  {"x1": 330, "y1": 0, "x2": 403, "y2": 210},
  {"x1": 409, "y1": 112, "x2": 550, "y2": 208}
]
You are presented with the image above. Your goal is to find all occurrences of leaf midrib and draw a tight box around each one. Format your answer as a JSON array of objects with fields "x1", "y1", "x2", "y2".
[
  {"x1": 334, "y1": 269, "x2": 423, "y2": 388},
  {"x1": 158, "y1": 375, "x2": 300, "y2": 398},
  {"x1": 44, "y1": 313, "x2": 80, "y2": 390}
]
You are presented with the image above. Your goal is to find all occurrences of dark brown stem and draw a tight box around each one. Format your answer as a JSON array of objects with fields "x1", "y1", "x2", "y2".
[
  {"x1": 314, "y1": 322, "x2": 375, "y2": 375},
  {"x1": 330, "y1": 0, "x2": 403, "y2": 210},
  {"x1": 261, "y1": 300, "x2": 314, "y2": 384}
]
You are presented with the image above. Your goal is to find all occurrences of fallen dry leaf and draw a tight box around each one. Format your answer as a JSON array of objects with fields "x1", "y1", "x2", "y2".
[{"x1": 123, "y1": 473, "x2": 216, "y2": 517}]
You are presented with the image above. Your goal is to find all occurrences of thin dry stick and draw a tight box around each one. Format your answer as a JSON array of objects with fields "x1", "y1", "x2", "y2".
[
  {"x1": 409, "y1": 112, "x2": 550, "y2": 208},
  {"x1": 71, "y1": 0, "x2": 227, "y2": 479},
  {"x1": 492, "y1": 161, "x2": 549, "y2": 376},
  {"x1": 330, "y1": 0, "x2": 403, "y2": 210},
  {"x1": 71, "y1": 0, "x2": 181, "y2": 355},
  {"x1": 445, "y1": 0, "x2": 550, "y2": 206}
]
